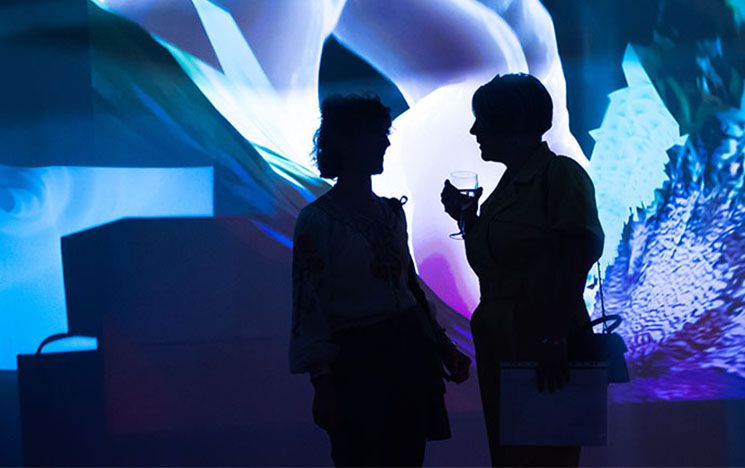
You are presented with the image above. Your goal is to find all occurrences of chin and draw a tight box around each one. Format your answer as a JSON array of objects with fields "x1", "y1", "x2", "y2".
[{"x1": 480, "y1": 150, "x2": 503, "y2": 163}]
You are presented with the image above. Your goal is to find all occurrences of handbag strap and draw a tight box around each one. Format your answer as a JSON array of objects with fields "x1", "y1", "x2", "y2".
[
  {"x1": 596, "y1": 262, "x2": 608, "y2": 333},
  {"x1": 587, "y1": 314, "x2": 622, "y2": 334}
]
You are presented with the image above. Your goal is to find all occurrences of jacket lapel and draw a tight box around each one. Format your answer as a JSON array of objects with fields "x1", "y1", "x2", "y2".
[
  {"x1": 481, "y1": 143, "x2": 554, "y2": 216},
  {"x1": 483, "y1": 180, "x2": 520, "y2": 215}
]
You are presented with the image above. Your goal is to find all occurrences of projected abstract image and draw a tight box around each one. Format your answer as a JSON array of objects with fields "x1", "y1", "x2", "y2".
[
  {"x1": 3, "y1": 0, "x2": 743, "y2": 403},
  {"x1": 588, "y1": 0, "x2": 745, "y2": 401},
  {"x1": 87, "y1": 0, "x2": 744, "y2": 402}
]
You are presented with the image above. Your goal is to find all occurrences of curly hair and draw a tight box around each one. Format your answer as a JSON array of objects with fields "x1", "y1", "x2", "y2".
[
  {"x1": 312, "y1": 94, "x2": 392, "y2": 179},
  {"x1": 472, "y1": 73, "x2": 553, "y2": 136}
]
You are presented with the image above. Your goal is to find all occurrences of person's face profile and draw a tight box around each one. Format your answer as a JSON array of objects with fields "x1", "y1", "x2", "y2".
[
  {"x1": 470, "y1": 118, "x2": 513, "y2": 163},
  {"x1": 340, "y1": 125, "x2": 391, "y2": 176}
]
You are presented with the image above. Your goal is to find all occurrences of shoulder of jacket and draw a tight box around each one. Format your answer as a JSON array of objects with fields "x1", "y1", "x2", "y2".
[{"x1": 549, "y1": 155, "x2": 587, "y2": 173}]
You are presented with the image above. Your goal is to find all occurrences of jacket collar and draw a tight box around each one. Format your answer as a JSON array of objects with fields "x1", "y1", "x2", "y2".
[
  {"x1": 480, "y1": 142, "x2": 554, "y2": 216},
  {"x1": 512, "y1": 142, "x2": 554, "y2": 185}
]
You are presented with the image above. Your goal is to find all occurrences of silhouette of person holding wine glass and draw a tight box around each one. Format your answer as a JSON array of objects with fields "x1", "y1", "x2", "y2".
[
  {"x1": 440, "y1": 74, "x2": 604, "y2": 467},
  {"x1": 291, "y1": 94, "x2": 471, "y2": 467}
]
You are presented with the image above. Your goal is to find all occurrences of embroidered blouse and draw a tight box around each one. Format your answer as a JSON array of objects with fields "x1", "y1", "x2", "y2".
[{"x1": 289, "y1": 192, "x2": 421, "y2": 374}]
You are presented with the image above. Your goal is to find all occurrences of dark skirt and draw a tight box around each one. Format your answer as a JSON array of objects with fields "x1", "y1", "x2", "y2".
[{"x1": 328, "y1": 309, "x2": 450, "y2": 467}]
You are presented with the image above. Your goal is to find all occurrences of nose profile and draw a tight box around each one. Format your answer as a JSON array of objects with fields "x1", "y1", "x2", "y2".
[{"x1": 469, "y1": 121, "x2": 478, "y2": 135}]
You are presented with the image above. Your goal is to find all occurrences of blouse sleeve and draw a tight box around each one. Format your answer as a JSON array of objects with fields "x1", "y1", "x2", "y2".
[
  {"x1": 546, "y1": 156, "x2": 605, "y2": 261},
  {"x1": 288, "y1": 206, "x2": 339, "y2": 374}
]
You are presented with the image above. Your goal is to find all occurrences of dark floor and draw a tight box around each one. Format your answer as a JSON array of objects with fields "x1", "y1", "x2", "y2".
[{"x1": 2, "y1": 369, "x2": 744, "y2": 466}]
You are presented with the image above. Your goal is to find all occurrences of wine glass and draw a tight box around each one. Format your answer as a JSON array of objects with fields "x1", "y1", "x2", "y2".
[{"x1": 448, "y1": 171, "x2": 479, "y2": 240}]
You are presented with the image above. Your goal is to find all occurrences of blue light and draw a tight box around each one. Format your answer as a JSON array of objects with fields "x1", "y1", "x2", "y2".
[
  {"x1": 254, "y1": 220, "x2": 293, "y2": 249},
  {"x1": 40, "y1": 336, "x2": 98, "y2": 354},
  {"x1": 0, "y1": 166, "x2": 213, "y2": 370},
  {"x1": 589, "y1": 44, "x2": 687, "y2": 275}
]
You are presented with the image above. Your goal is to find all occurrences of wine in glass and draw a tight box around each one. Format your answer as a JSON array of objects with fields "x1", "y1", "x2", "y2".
[{"x1": 449, "y1": 171, "x2": 479, "y2": 240}]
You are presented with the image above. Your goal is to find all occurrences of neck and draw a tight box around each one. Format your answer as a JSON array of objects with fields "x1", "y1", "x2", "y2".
[
  {"x1": 332, "y1": 174, "x2": 374, "y2": 203},
  {"x1": 503, "y1": 140, "x2": 543, "y2": 174}
]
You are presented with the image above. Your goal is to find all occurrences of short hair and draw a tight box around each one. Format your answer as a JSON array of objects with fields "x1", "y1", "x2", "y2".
[
  {"x1": 472, "y1": 73, "x2": 553, "y2": 136},
  {"x1": 312, "y1": 94, "x2": 392, "y2": 179}
]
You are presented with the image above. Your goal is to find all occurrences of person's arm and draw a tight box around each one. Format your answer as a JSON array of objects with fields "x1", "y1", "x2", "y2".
[
  {"x1": 406, "y1": 252, "x2": 472, "y2": 384},
  {"x1": 538, "y1": 157, "x2": 603, "y2": 333},
  {"x1": 536, "y1": 156, "x2": 604, "y2": 391},
  {"x1": 289, "y1": 207, "x2": 343, "y2": 430},
  {"x1": 548, "y1": 232, "x2": 601, "y2": 335},
  {"x1": 395, "y1": 198, "x2": 472, "y2": 383},
  {"x1": 289, "y1": 208, "x2": 338, "y2": 375}
]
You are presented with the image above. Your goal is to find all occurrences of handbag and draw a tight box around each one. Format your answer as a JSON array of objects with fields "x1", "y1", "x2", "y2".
[{"x1": 568, "y1": 264, "x2": 630, "y2": 383}]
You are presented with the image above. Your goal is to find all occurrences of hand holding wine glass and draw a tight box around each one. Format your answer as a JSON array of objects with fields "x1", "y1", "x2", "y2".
[{"x1": 441, "y1": 171, "x2": 482, "y2": 239}]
